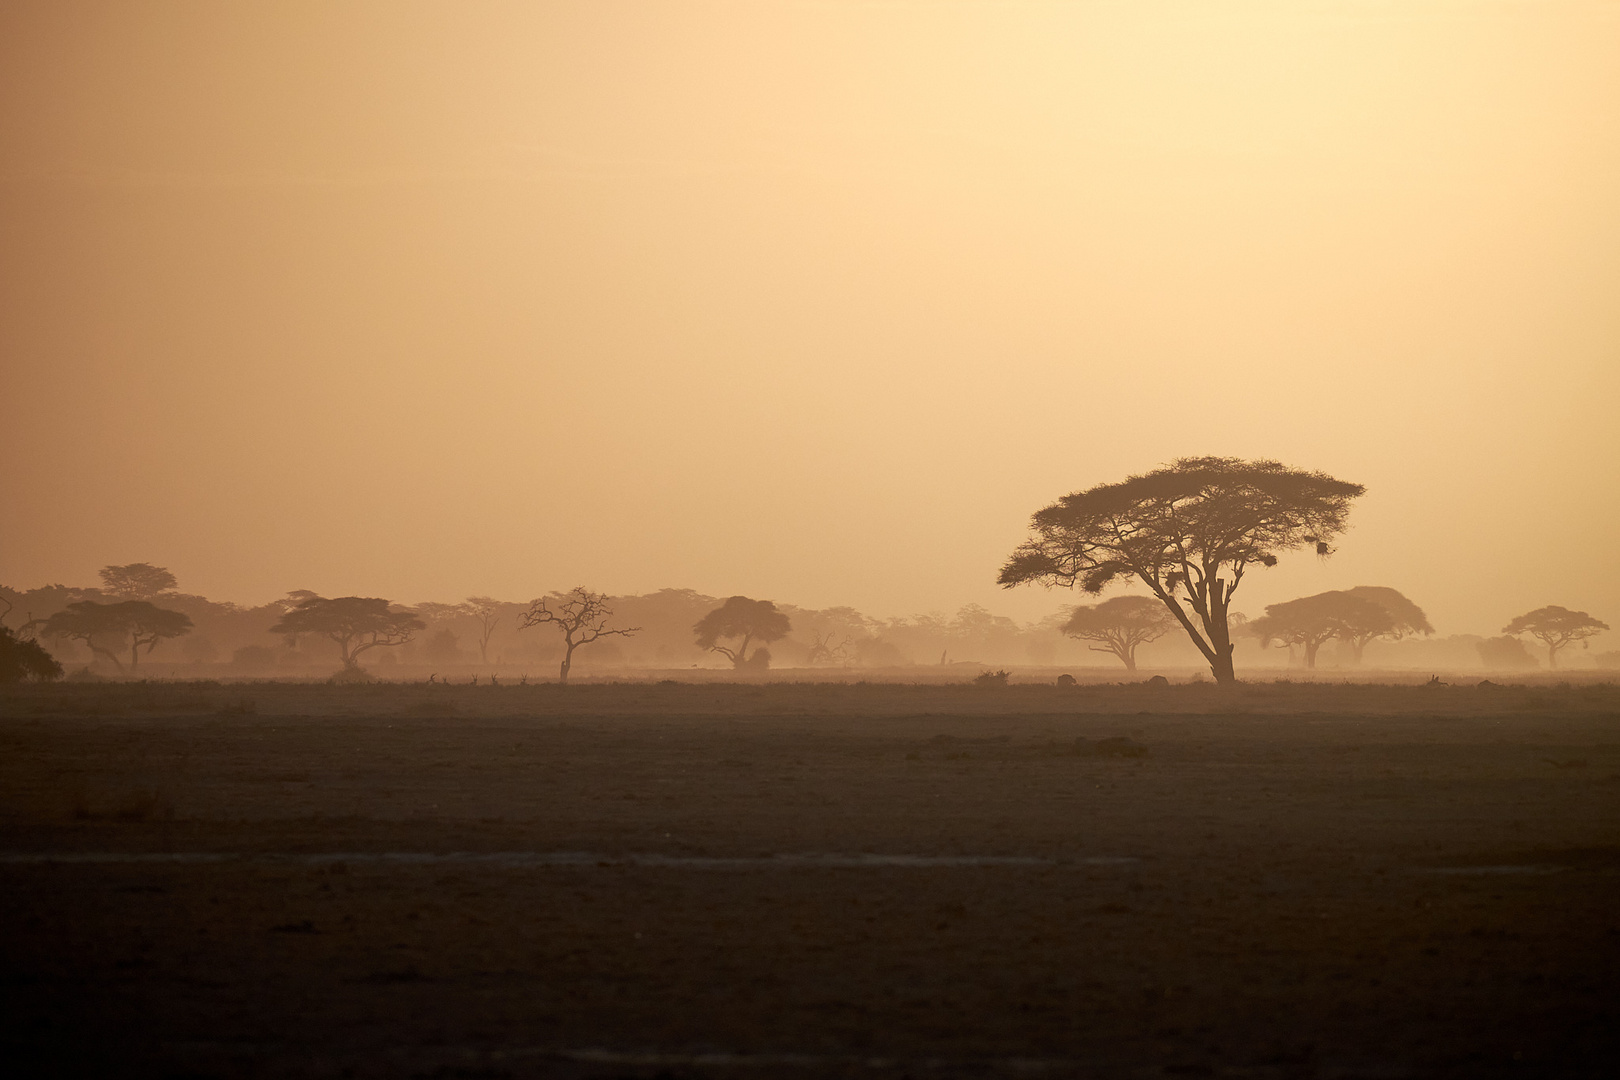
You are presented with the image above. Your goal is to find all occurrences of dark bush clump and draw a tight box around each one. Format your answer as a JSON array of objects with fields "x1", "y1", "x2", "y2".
[{"x1": 0, "y1": 625, "x2": 63, "y2": 683}]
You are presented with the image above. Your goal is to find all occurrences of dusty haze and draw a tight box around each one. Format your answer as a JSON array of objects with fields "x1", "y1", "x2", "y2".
[{"x1": 2, "y1": 1, "x2": 1616, "y2": 635}]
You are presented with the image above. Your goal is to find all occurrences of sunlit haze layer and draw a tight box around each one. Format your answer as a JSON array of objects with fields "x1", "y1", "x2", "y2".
[{"x1": 2, "y1": 1, "x2": 1616, "y2": 637}]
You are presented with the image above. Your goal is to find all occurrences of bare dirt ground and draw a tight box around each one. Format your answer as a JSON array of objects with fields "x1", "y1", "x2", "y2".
[{"x1": 2, "y1": 679, "x2": 1618, "y2": 1079}]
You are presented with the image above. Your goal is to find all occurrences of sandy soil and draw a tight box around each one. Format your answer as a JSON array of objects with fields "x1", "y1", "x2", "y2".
[{"x1": 2, "y1": 679, "x2": 1618, "y2": 1078}]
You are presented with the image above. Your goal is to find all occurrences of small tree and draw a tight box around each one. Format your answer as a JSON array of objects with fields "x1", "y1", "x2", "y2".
[
  {"x1": 998, "y1": 457, "x2": 1365, "y2": 685},
  {"x1": 99, "y1": 563, "x2": 178, "y2": 600},
  {"x1": 694, "y1": 596, "x2": 792, "y2": 671},
  {"x1": 41, "y1": 600, "x2": 193, "y2": 671},
  {"x1": 1503, "y1": 606, "x2": 1609, "y2": 670},
  {"x1": 1061, "y1": 595, "x2": 1175, "y2": 673},
  {"x1": 805, "y1": 631, "x2": 856, "y2": 666},
  {"x1": 269, "y1": 596, "x2": 424, "y2": 673},
  {"x1": 465, "y1": 596, "x2": 503, "y2": 665},
  {"x1": 519, "y1": 587, "x2": 638, "y2": 683}
]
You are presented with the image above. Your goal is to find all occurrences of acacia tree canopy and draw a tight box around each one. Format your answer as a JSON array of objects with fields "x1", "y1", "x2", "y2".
[
  {"x1": 99, "y1": 563, "x2": 178, "y2": 601},
  {"x1": 694, "y1": 596, "x2": 792, "y2": 670},
  {"x1": 999, "y1": 457, "x2": 1365, "y2": 684},
  {"x1": 41, "y1": 600, "x2": 193, "y2": 670},
  {"x1": 518, "y1": 587, "x2": 638, "y2": 683},
  {"x1": 1503, "y1": 606, "x2": 1609, "y2": 669},
  {"x1": 269, "y1": 596, "x2": 424, "y2": 672},
  {"x1": 1335, "y1": 586, "x2": 1432, "y2": 660},
  {"x1": 1061, "y1": 595, "x2": 1175, "y2": 673}
]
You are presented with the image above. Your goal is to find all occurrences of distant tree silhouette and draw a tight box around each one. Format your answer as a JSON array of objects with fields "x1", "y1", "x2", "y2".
[
  {"x1": 805, "y1": 631, "x2": 855, "y2": 666},
  {"x1": 519, "y1": 587, "x2": 638, "y2": 683},
  {"x1": 1503, "y1": 606, "x2": 1609, "y2": 669},
  {"x1": 465, "y1": 597, "x2": 502, "y2": 665},
  {"x1": 269, "y1": 596, "x2": 424, "y2": 673},
  {"x1": 1476, "y1": 635, "x2": 1538, "y2": 670},
  {"x1": 1249, "y1": 591, "x2": 1390, "y2": 669},
  {"x1": 998, "y1": 457, "x2": 1364, "y2": 685},
  {"x1": 41, "y1": 600, "x2": 193, "y2": 671},
  {"x1": 99, "y1": 563, "x2": 178, "y2": 600},
  {"x1": 694, "y1": 596, "x2": 792, "y2": 671},
  {"x1": 1061, "y1": 596, "x2": 1175, "y2": 672},
  {"x1": 1334, "y1": 586, "x2": 1433, "y2": 662},
  {"x1": 412, "y1": 598, "x2": 503, "y2": 665}
]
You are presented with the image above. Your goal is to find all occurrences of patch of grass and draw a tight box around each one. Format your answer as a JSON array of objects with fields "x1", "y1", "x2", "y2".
[{"x1": 71, "y1": 788, "x2": 176, "y2": 822}]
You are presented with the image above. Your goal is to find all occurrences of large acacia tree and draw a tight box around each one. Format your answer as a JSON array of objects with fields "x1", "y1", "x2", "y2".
[
  {"x1": 42, "y1": 600, "x2": 193, "y2": 671},
  {"x1": 1503, "y1": 606, "x2": 1609, "y2": 669},
  {"x1": 999, "y1": 457, "x2": 1364, "y2": 685},
  {"x1": 269, "y1": 595, "x2": 424, "y2": 672},
  {"x1": 694, "y1": 596, "x2": 792, "y2": 671}
]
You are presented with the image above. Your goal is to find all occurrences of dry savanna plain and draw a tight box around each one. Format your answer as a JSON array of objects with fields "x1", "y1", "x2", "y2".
[{"x1": 2, "y1": 676, "x2": 1619, "y2": 1079}]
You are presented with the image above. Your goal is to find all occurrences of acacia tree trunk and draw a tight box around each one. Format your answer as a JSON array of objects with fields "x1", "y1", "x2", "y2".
[
  {"x1": 1149, "y1": 580, "x2": 1235, "y2": 685},
  {"x1": 1544, "y1": 639, "x2": 1561, "y2": 669},
  {"x1": 559, "y1": 643, "x2": 575, "y2": 683},
  {"x1": 1304, "y1": 640, "x2": 1321, "y2": 669},
  {"x1": 1207, "y1": 580, "x2": 1237, "y2": 685},
  {"x1": 89, "y1": 639, "x2": 124, "y2": 671}
]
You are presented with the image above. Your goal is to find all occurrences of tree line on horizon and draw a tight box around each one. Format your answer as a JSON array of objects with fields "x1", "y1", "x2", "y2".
[{"x1": 1, "y1": 457, "x2": 1612, "y2": 683}]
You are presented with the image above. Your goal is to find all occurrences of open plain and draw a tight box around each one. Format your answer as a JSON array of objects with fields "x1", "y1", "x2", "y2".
[{"x1": 2, "y1": 677, "x2": 1618, "y2": 1079}]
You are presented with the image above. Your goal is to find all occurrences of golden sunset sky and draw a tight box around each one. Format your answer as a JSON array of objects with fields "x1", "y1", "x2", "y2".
[{"x1": 2, "y1": 1, "x2": 1616, "y2": 636}]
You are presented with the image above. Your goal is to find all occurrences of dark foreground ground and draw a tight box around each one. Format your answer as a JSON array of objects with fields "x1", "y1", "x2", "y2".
[{"x1": 2, "y1": 679, "x2": 1618, "y2": 1079}]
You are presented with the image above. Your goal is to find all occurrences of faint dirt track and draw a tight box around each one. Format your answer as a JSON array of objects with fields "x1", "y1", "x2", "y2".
[{"x1": 2, "y1": 679, "x2": 1618, "y2": 1078}]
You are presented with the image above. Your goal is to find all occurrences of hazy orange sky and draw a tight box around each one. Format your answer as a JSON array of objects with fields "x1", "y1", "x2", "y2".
[{"x1": 2, "y1": 1, "x2": 1616, "y2": 638}]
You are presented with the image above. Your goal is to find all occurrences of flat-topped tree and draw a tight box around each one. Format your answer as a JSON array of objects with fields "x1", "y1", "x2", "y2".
[
  {"x1": 519, "y1": 587, "x2": 638, "y2": 683},
  {"x1": 999, "y1": 457, "x2": 1365, "y2": 685},
  {"x1": 1503, "y1": 606, "x2": 1609, "y2": 669},
  {"x1": 99, "y1": 563, "x2": 177, "y2": 601},
  {"x1": 694, "y1": 596, "x2": 792, "y2": 671},
  {"x1": 41, "y1": 600, "x2": 193, "y2": 671},
  {"x1": 1336, "y1": 586, "x2": 1432, "y2": 662},
  {"x1": 1249, "y1": 590, "x2": 1390, "y2": 669},
  {"x1": 269, "y1": 595, "x2": 424, "y2": 673},
  {"x1": 1061, "y1": 596, "x2": 1175, "y2": 673}
]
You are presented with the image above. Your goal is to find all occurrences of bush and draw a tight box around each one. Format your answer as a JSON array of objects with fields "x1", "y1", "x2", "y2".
[
  {"x1": 0, "y1": 626, "x2": 63, "y2": 683},
  {"x1": 1476, "y1": 636, "x2": 1538, "y2": 670},
  {"x1": 973, "y1": 669, "x2": 1010, "y2": 687}
]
